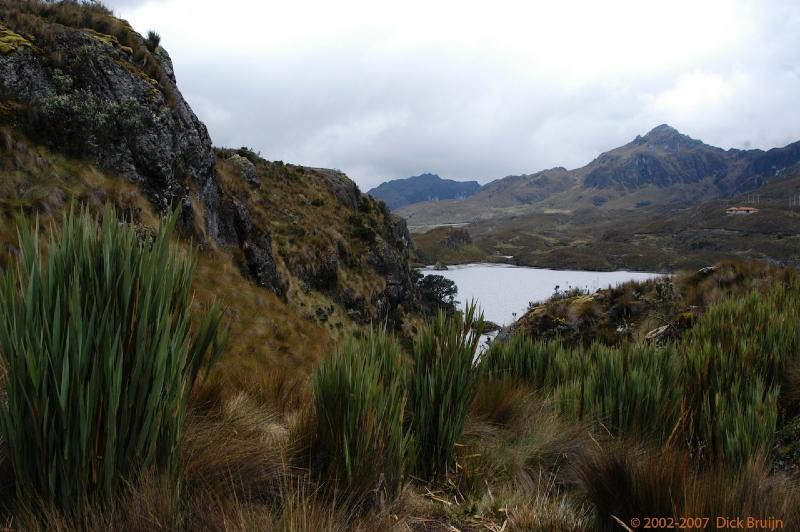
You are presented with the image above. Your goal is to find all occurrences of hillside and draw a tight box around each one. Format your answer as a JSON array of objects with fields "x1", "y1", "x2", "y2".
[
  {"x1": 406, "y1": 125, "x2": 800, "y2": 270},
  {"x1": 367, "y1": 172, "x2": 481, "y2": 209}
]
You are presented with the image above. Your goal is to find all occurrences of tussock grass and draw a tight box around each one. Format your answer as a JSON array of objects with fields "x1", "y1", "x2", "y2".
[
  {"x1": 0, "y1": 206, "x2": 226, "y2": 512},
  {"x1": 312, "y1": 327, "x2": 410, "y2": 501},
  {"x1": 482, "y1": 337, "x2": 681, "y2": 440},
  {"x1": 681, "y1": 274, "x2": 800, "y2": 466},
  {"x1": 408, "y1": 302, "x2": 483, "y2": 479},
  {"x1": 578, "y1": 444, "x2": 800, "y2": 532}
]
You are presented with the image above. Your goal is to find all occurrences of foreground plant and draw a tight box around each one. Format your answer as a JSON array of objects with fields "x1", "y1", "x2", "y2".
[
  {"x1": 0, "y1": 206, "x2": 227, "y2": 511},
  {"x1": 312, "y1": 327, "x2": 410, "y2": 500},
  {"x1": 409, "y1": 302, "x2": 483, "y2": 479},
  {"x1": 681, "y1": 278, "x2": 800, "y2": 466}
]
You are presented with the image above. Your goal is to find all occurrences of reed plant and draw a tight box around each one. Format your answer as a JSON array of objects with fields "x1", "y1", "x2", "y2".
[
  {"x1": 480, "y1": 333, "x2": 565, "y2": 389},
  {"x1": 312, "y1": 327, "x2": 410, "y2": 499},
  {"x1": 556, "y1": 343, "x2": 682, "y2": 440},
  {"x1": 681, "y1": 277, "x2": 800, "y2": 466},
  {"x1": 0, "y1": 206, "x2": 227, "y2": 511},
  {"x1": 482, "y1": 336, "x2": 681, "y2": 440},
  {"x1": 408, "y1": 302, "x2": 483, "y2": 478}
]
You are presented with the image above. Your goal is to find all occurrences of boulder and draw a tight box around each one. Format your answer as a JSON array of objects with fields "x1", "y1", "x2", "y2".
[{"x1": 228, "y1": 154, "x2": 260, "y2": 188}]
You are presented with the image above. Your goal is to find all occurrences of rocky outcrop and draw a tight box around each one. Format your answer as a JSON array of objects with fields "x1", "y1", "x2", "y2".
[
  {"x1": 217, "y1": 197, "x2": 287, "y2": 298},
  {"x1": 0, "y1": 9, "x2": 293, "y2": 299},
  {"x1": 346, "y1": 213, "x2": 416, "y2": 325},
  {"x1": 0, "y1": 21, "x2": 224, "y2": 240},
  {"x1": 312, "y1": 167, "x2": 361, "y2": 209},
  {"x1": 440, "y1": 227, "x2": 472, "y2": 249},
  {"x1": 228, "y1": 154, "x2": 260, "y2": 188}
]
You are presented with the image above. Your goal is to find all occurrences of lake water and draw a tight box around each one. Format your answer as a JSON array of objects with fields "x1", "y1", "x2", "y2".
[{"x1": 418, "y1": 263, "x2": 662, "y2": 327}]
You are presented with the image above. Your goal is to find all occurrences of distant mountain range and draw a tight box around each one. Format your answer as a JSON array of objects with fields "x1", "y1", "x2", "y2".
[
  {"x1": 368, "y1": 173, "x2": 481, "y2": 209},
  {"x1": 404, "y1": 125, "x2": 800, "y2": 271},
  {"x1": 398, "y1": 125, "x2": 800, "y2": 226}
]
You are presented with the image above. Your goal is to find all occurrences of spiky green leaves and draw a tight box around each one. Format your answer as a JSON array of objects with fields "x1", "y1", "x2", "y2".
[
  {"x1": 312, "y1": 303, "x2": 484, "y2": 496},
  {"x1": 0, "y1": 206, "x2": 227, "y2": 511},
  {"x1": 408, "y1": 302, "x2": 483, "y2": 479},
  {"x1": 312, "y1": 327, "x2": 410, "y2": 500}
]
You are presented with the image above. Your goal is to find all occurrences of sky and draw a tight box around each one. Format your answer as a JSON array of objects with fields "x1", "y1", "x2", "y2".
[{"x1": 107, "y1": 0, "x2": 800, "y2": 189}]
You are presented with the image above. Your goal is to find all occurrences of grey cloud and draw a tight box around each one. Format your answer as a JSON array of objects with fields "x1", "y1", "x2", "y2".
[{"x1": 121, "y1": 1, "x2": 800, "y2": 190}]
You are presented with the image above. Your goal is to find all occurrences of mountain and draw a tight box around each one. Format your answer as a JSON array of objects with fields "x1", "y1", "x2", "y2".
[
  {"x1": 406, "y1": 125, "x2": 800, "y2": 270},
  {"x1": 398, "y1": 124, "x2": 800, "y2": 227},
  {"x1": 368, "y1": 172, "x2": 481, "y2": 209}
]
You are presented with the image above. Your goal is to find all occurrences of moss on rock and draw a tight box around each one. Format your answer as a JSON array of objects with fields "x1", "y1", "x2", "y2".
[{"x1": 0, "y1": 25, "x2": 33, "y2": 55}]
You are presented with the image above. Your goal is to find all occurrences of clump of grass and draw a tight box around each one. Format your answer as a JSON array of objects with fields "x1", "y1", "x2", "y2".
[
  {"x1": 408, "y1": 302, "x2": 483, "y2": 479},
  {"x1": 482, "y1": 337, "x2": 681, "y2": 440},
  {"x1": 681, "y1": 277, "x2": 800, "y2": 466},
  {"x1": 579, "y1": 445, "x2": 800, "y2": 531},
  {"x1": 481, "y1": 334, "x2": 565, "y2": 389},
  {"x1": 145, "y1": 30, "x2": 160, "y2": 51},
  {"x1": 312, "y1": 327, "x2": 410, "y2": 501},
  {"x1": 556, "y1": 343, "x2": 682, "y2": 441},
  {"x1": 0, "y1": 205, "x2": 227, "y2": 512}
]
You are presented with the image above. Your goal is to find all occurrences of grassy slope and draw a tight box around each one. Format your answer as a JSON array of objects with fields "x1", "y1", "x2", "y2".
[{"x1": 0, "y1": 130, "x2": 383, "y2": 380}]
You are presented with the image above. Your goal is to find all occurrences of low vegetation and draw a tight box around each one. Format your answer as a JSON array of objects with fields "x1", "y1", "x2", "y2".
[
  {"x1": 0, "y1": 205, "x2": 797, "y2": 530},
  {"x1": 312, "y1": 328, "x2": 409, "y2": 501}
]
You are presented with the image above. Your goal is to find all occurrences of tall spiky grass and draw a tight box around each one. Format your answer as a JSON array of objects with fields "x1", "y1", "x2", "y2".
[
  {"x1": 408, "y1": 302, "x2": 483, "y2": 479},
  {"x1": 681, "y1": 276, "x2": 800, "y2": 466},
  {"x1": 557, "y1": 343, "x2": 682, "y2": 440},
  {"x1": 0, "y1": 206, "x2": 227, "y2": 511},
  {"x1": 482, "y1": 336, "x2": 681, "y2": 440},
  {"x1": 312, "y1": 327, "x2": 410, "y2": 500}
]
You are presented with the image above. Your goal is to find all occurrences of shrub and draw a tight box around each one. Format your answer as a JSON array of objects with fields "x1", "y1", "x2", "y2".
[
  {"x1": 408, "y1": 302, "x2": 483, "y2": 478},
  {"x1": 417, "y1": 273, "x2": 457, "y2": 316},
  {"x1": 312, "y1": 327, "x2": 410, "y2": 500},
  {"x1": 0, "y1": 206, "x2": 227, "y2": 511},
  {"x1": 40, "y1": 70, "x2": 142, "y2": 157}
]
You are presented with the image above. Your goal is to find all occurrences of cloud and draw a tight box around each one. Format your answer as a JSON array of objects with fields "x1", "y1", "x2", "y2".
[{"x1": 107, "y1": 0, "x2": 800, "y2": 189}]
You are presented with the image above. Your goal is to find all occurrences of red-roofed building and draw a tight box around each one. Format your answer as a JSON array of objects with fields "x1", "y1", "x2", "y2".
[{"x1": 726, "y1": 206, "x2": 759, "y2": 215}]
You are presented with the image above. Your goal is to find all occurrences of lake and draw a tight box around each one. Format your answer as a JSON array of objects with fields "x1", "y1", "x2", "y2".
[{"x1": 418, "y1": 263, "x2": 662, "y2": 327}]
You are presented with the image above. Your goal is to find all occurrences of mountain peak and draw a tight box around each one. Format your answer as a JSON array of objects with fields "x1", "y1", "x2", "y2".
[
  {"x1": 369, "y1": 173, "x2": 481, "y2": 209},
  {"x1": 634, "y1": 124, "x2": 700, "y2": 150},
  {"x1": 647, "y1": 123, "x2": 680, "y2": 136}
]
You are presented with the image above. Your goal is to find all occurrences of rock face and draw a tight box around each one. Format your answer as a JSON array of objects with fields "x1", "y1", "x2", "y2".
[
  {"x1": 218, "y1": 197, "x2": 287, "y2": 298},
  {"x1": 228, "y1": 154, "x2": 260, "y2": 188},
  {"x1": 0, "y1": 22, "x2": 224, "y2": 240},
  {"x1": 440, "y1": 227, "x2": 472, "y2": 249},
  {"x1": 370, "y1": 216, "x2": 418, "y2": 325}
]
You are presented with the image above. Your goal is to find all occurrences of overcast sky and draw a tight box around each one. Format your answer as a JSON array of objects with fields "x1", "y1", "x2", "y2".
[{"x1": 107, "y1": 0, "x2": 800, "y2": 189}]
